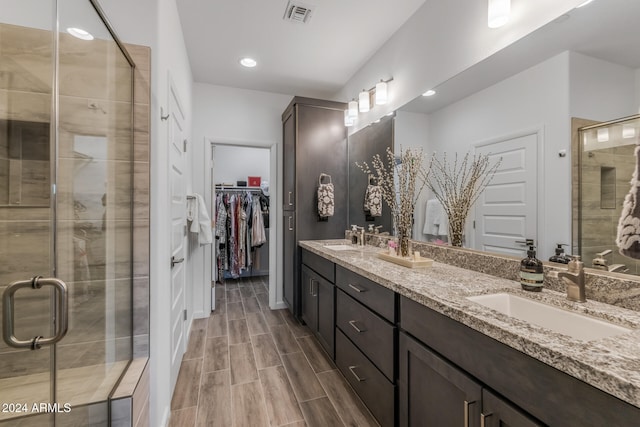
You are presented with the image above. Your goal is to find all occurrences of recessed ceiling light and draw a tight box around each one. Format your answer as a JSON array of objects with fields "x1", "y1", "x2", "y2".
[
  {"x1": 576, "y1": 0, "x2": 595, "y2": 8},
  {"x1": 67, "y1": 27, "x2": 94, "y2": 41},
  {"x1": 240, "y1": 57, "x2": 257, "y2": 68},
  {"x1": 386, "y1": 112, "x2": 394, "y2": 116},
  {"x1": 422, "y1": 89, "x2": 436, "y2": 97}
]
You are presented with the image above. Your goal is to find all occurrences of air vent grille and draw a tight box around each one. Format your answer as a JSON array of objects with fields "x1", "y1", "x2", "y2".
[{"x1": 283, "y1": 1, "x2": 315, "y2": 24}]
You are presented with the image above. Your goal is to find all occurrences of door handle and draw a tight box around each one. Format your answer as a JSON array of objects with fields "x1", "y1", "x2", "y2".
[
  {"x1": 348, "y1": 283, "x2": 366, "y2": 293},
  {"x1": 171, "y1": 256, "x2": 184, "y2": 268},
  {"x1": 288, "y1": 216, "x2": 294, "y2": 231},
  {"x1": 464, "y1": 400, "x2": 476, "y2": 427},
  {"x1": 481, "y1": 412, "x2": 493, "y2": 427},
  {"x1": 3, "y1": 276, "x2": 69, "y2": 350},
  {"x1": 288, "y1": 191, "x2": 293, "y2": 206},
  {"x1": 348, "y1": 320, "x2": 365, "y2": 333},
  {"x1": 348, "y1": 365, "x2": 366, "y2": 382}
]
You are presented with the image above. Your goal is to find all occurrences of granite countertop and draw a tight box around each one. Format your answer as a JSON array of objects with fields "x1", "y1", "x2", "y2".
[{"x1": 299, "y1": 239, "x2": 640, "y2": 409}]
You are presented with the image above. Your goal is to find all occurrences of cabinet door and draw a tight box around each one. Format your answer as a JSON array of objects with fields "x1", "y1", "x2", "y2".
[
  {"x1": 283, "y1": 212, "x2": 296, "y2": 313},
  {"x1": 300, "y1": 265, "x2": 318, "y2": 332},
  {"x1": 316, "y1": 274, "x2": 335, "y2": 358},
  {"x1": 282, "y1": 109, "x2": 295, "y2": 210},
  {"x1": 481, "y1": 389, "x2": 544, "y2": 427},
  {"x1": 399, "y1": 332, "x2": 482, "y2": 427}
]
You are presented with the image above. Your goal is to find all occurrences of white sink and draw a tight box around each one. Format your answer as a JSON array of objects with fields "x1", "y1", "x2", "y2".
[
  {"x1": 467, "y1": 293, "x2": 631, "y2": 341},
  {"x1": 323, "y1": 244, "x2": 359, "y2": 251}
]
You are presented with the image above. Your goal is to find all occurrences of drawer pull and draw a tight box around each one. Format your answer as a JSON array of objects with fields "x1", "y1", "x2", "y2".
[
  {"x1": 348, "y1": 365, "x2": 366, "y2": 382},
  {"x1": 480, "y1": 412, "x2": 492, "y2": 427},
  {"x1": 348, "y1": 320, "x2": 365, "y2": 333},
  {"x1": 348, "y1": 283, "x2": 366, "y2": 293},
  {"x1": 464, "y1": 400, "x2": 476, "y2": 427}
]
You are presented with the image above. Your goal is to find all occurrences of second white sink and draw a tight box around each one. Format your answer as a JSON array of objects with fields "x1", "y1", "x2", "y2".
[
  {"x1": 323, "y1": 244, "x2": 359, "y2": 251},
  {"x1": 467, "y1": 293, "x2": 631, "y2": 341}
]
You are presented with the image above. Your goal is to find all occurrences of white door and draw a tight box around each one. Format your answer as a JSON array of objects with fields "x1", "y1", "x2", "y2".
[
  {"x1": 169, "y1": 84, "x2": 187, "y2": 392},
  {"x1": 474, "y1": 133, "x2": 538, "y2": 257}
]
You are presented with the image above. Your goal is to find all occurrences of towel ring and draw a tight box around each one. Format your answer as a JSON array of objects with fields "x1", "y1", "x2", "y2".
[{"x1": 319, "y1": 173, "x2": 332, "y2": 185}]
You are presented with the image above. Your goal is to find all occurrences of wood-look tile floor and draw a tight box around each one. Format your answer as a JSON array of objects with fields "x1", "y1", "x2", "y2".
[{"x1": 169, "y1": 276, "x2": 379, "y2": 427}]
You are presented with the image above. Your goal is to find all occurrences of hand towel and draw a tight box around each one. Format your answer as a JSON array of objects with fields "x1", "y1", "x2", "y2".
[
  {"x1": 317, "y1": 173, "x2": 335, "y2": 217},
  {"x1": 189, "y1": 193, "x2": 213, "y2": 245},
  {"x1": 423, "y1": 199, "x2": 448, "y2": 237},
  {"x1": 364, "y1": 184, "x2": 383, "y2": 217}
]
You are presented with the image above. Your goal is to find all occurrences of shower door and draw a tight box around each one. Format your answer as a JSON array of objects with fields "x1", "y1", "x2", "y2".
[{"x1": 0, "y1": 0, "x2": 135, "y2": 425}]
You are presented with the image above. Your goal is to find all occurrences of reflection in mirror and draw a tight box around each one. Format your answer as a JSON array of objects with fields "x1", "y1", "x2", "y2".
[
  {"x1": 391, "y1": 0, "x2": 640, "y2": 276},
  {"x1": 347, "y1": 115, "x2": 394, "y2": 233},
  {"x1": 580, "y1": 115, "x2": 640, "y2": 276}
]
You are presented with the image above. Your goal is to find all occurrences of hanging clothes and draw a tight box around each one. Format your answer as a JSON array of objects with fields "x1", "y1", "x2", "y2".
[{"x1": 215, "y1": 189, "x2": 269, "y2": 281}]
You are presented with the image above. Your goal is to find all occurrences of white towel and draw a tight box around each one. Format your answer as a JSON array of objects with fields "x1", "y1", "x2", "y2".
[
  {"x1": 188, "y1": 193, "x2": 213, "y2": 245},
  {"x1": 423, "y1": 199, "x2": 448, "y2": 236}
]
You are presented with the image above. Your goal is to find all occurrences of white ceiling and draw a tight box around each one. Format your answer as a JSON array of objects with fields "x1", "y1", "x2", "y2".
[{"x1": 175, "y1": 0, "x2": 427, "y2": 99}]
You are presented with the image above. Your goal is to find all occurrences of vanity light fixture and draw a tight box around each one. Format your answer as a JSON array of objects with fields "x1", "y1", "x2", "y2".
[
  {"x1": 422, "y1": 89, "x2": 436, "y2": 97},
  {"x1": 348, "y1": 99, "x2": 358, "y2": 118},
  {"x1": 67, "y1": 27, "x2": 94, "y2": 41},
  {"x1": 359, "y1": 89, "x2": 370, "y2": 113},
  {"x1": 375, "y1": 80, "x2": 388, "y2": 105},
  {"x1": 344, "y1": 110, "x2": 354, "y2": 127},
  {"x1": 488, "y1": 0, "x2": 510, "y2": 28},
  {"x1": 623, "y1": 124, "x2": 636, "y2": 139},
  {"x1": 597, "y1": 128, "x2": 609, "y2": 143},
  {"x1": 239, "y1": 57, "x2": 257, "y2": 68},
  {"x1": 577, "y1": 0, "x2": 595, "y2": 8}
]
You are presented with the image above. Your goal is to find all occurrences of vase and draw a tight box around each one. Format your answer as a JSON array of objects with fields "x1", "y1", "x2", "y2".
[
  {"x1": 448, "y1": 216, "x2": 465, "y2": 247},
  {"x1": 397, "y1": 228, "x2": 411, "y2": 257}
]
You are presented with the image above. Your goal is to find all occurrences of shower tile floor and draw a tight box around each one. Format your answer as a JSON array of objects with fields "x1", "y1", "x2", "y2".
[{"x1": 169, "y1": 276, "x2": 379, "y2": 427}]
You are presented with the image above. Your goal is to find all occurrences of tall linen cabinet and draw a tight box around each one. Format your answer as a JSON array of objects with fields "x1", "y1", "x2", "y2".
[{"x1": 282, "y1": 97, "x2": 347, "y2": 316}]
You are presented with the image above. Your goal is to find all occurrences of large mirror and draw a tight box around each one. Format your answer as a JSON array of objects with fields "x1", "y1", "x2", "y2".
[{"x1": 381, "y1": 0, "x2": 640, "y2": 276}]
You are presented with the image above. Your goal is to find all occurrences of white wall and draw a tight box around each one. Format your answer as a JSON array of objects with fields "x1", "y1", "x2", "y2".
[
  {"x1": 213, "y1": 146, "x2": 270, "y2": 185},
  {"x1": 336, "y1": 0, "x2": 587, "y2": 132},
  {"x1": 636, "y1": 69, "x2": 640, "y2": 113},
  {"x1": 101, "y1": 0, "x2": 193, "y2": 425},
  {"x1": 190, "y1": 83, "x2": 292, "y2": 316},
  {"x1": 569, "y1": 52, "x2": 638, "y2": 121},
  {"x1": 422, "y1": 52, "x2": 571, "y2": 259}
]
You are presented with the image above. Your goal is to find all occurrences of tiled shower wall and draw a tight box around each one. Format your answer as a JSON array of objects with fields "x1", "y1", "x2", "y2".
[{"x1": 0, "y1": 22, "x2": 150, "y2": 384}]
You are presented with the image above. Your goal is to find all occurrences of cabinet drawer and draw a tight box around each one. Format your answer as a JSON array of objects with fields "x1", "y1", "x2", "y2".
[
  {"x1": 301, "y1": 249, "x2": 335, "y2": 283},
  {"x1": 336, "y1": 329, "x2": 395, "y2": 427},
  {"x1": 336, "y1": 265, "x2": 395, "y2": 322},
  {"x1": 336, "y1": 289, "x2": 395, "y2": 381}
]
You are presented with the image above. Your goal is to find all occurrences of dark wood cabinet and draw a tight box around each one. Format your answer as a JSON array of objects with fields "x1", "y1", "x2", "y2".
[
  {"x1": 481, "y1": 389, "x2": 544, "y2": 427},
  {"x1": 300, "y1": 250, "x2": 335, "y2": 358},
  {"x1": 399, "y1": 331, "x2": 482, "y2": 427},
  {"x1": 281, "y1": 97, "x2": 347, "y2": 316}
]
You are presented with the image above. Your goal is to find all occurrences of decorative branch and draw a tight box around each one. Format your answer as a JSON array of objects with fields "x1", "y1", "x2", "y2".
[
  {"x1": 357, "y1": 146, "x2": 430, "y2": 254},
  {"x1": 425, "y1": 151, "x2": 501, "y2": 245}
]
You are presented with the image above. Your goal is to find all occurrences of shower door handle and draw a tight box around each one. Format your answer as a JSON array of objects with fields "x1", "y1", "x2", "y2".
[{"x1": 2, "y1": 276, "x2": 69, "y2": 350}]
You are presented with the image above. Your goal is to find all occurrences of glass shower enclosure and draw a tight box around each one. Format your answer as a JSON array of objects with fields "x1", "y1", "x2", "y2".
[{"x1": 0, "y1": 0, "x2": 134, "y2": 425}]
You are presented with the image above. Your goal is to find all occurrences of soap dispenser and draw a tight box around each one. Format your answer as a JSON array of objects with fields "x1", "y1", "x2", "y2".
[
  {"x1": 549, "y1": 244, "x2": 570, "y2": 264},
  {"x1": 520, "y1": 245, "x2": 544, "y2": 292}
]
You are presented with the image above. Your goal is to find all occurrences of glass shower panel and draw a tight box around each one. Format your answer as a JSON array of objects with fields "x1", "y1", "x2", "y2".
[
  {"x1": 0, "y1": 1, "x2": 55, "y2": 426},
  {"x1": 579, "y1": 115, "x2": 640, "y2": 275},
  {"x1": 55, "y1": 0, "x2": 134, "y2": 424}
]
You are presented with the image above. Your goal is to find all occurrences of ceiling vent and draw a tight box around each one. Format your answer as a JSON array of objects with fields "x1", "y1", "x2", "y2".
[{"x1": 283, "y1": 1, "x2": 315, "y2": 24}]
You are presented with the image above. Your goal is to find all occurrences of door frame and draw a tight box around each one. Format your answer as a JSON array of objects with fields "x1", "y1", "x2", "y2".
[
  {"x1": 472, "y1": 125, "x2": 546, "y2": 254},
  {"x1": 203, "y1": 138, "x2": 284, "y2": 312}
]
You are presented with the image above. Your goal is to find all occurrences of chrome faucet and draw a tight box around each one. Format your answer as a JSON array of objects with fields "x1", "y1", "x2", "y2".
[{"x1": 548, "y1": 255, "x2": 586, "y2": 302}]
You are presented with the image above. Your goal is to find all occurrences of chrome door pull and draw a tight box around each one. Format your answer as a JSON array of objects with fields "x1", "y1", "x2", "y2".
[
  {"x1": 348, "y1": 283, "x2": 366, "y2": 293},
  {"x1": 171, "y1": 256, "x2": 185, "y2": 267},
  {"x1": 3, "y1": 276, "x2": 69, "y2": 350},
  {"x1": 348, "y1": 320, "x2": 365, "y2": 333},
  {"x1": 348, "y1": 365, "x2": 366, "y2": 382}
]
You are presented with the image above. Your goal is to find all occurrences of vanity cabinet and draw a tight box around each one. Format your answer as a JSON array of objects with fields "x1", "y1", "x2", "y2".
[
  {"x1": 334, "y1": 265, "x2": 397, "y2": 427},
  {"x1": 300, "y1": 249, "x2": 335, "y2": 357},
  {"x1": 398, "y1": 331, "x2": 543, "y2": 427},
  {"x1": 400, "y1": 295, "x2": 640, "y2": 427}
]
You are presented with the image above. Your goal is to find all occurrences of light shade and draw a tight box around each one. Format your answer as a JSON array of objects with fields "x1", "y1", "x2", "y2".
[
  {"x1": 344, "y1": 110, "x2": 354, "y2": 127},
  {"x1": 597, "y1": 128, "x2": 609, "y2": 143},
  {"x1": 488, "y1": 0, "x2": 510, "y2": 28},
  {"x1": 348, "y1": 99, "x2": 358, "y2": 118},
  {"x1": 375, "y1": 81, "x2": 388, "y2": 105},
  {"x1": 359, "y1": 90, "x2": 370, "y2": 113}
]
